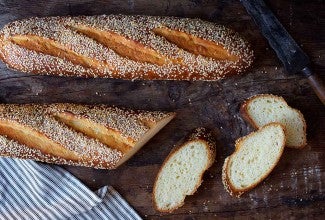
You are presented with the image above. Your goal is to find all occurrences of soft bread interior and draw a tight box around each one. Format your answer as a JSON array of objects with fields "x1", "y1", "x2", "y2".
[
  {"x1": 228, "y1": 124, "x2": 285, "y2": 190},
  {"x1": 153, "y1": 27, "x2": 239, "y2": 61},
  {"x1": 53, "y1": 112, "x2": 133, "y2": 153},
  {"x1": 71, "y1": 25, "x2": 169, "y2": 66},
  {"x1": 245, "y1": 96, "x2": 306, "y2": 147},
  {"x1": 115, "y1": 114, "x2": 175, "y2": 167},
  {"x1": 0, "y1": 120, "x2": 80, "y2": 161},
  {"x1": 154, "y1": 140, "x2": 210, "y2": 211},
  {"x1": 9, "y1": 35, "x2": 112, "y2": 71}
]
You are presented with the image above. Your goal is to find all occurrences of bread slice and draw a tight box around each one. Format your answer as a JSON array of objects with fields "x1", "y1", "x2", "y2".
[
  {"x1": 153, "y1": 128, "x2": 216, "y2": 212},
  {"x1": 222, "y1": 123, "x2": 285, "y2": 197},
  {"x1": 240, "y1": 94, "x2": 306, "y2": 148}
]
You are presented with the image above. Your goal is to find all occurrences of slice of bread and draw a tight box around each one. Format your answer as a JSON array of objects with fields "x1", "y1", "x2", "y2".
[
  {"x1": 240, "y1": 94, "x2": 306, "y2": 148},
  {"x1": 153, "y1": 128, "x2": 216, "y2": 212},
  {"x1": 222, "y1": 123, "x2": 285, "y2": 197}
]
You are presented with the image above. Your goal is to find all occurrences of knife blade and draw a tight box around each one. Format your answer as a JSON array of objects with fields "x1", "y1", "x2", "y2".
[{"x1": 240, "y1": 0, "x2": 325, "y2": 105}]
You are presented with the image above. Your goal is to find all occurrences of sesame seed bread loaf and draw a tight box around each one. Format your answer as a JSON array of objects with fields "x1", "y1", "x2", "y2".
[
  {"x1": 153, "y1": 128, "x2": 216, "y2": 212},
  {"x1": 222, "y1": 123, "x2": 285, "y2": 197},
  {"x1": 240, "y1": 94, "x2": 307, "y2": 148},
  {"x1": 0, "y1": 15, "x2": 253, "y2": 80},
  {"x1": 0, "y1": 104, "x2": 175, "y2": 169}
]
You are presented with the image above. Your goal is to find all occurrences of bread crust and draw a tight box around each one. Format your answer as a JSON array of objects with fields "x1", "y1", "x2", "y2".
[
  {"x1": 222, "y1": 123, "x2": 286, "y2": 197},
  {"x1": 0, "y1": 103, "x2": 175, "y2": 169},
  {"x1": 240, "y1": 94, "x2": 307, "y2": 148},
  {"x1": 0, "y1": 15, "x2": 253, "y2": 81},
  {"x1": 153, "y1": 127, "x2": 216, "y2": 212}
]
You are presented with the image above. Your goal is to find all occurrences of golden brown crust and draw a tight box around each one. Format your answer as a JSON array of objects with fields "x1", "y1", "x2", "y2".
[
  {"x1": 0, "y1": 15, "x2": 253, "y2": 81},
  {"x1": 153, "y1": 127, "x2": 216, "y2": 212},
  {"x1": 52, "y1": 111, "x2": 134, "y2": 153},
  {"x1": 240, "y1": 94, "x2": 307, "y2": 148},
  {"x1": 222, "y1": 123, "x2": 286, "y2": 197},
  {"x1": 0, "y1": 103, "x2": 175, "y2": 169},
  {"x1": 0, "y1": 119, "x2": 81, "y2": 161},
  {"x1": 240, "y1": 98, "x2": 259, "y2": 130},
  {"x1": 222, "y1": 157, "x2": 242, "y2": 197}
]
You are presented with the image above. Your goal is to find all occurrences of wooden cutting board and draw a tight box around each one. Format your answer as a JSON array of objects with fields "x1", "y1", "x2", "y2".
[{"x1": 0, "y1": 0, "x2": 324, "y2": 219}]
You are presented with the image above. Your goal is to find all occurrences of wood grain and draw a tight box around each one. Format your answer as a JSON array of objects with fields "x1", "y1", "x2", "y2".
[{"x1": 0, "y1": 0, "x2": 324, "y2": 219}]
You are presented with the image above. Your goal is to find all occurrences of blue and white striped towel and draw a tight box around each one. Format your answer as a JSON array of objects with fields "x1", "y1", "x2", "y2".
[{"x1": 0, "y1": 157, "x2": 142, "y2": 220}]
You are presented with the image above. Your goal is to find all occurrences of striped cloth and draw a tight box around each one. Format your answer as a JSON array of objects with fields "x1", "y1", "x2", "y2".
[{"x1": 0, "y1": 157, "x2": 142, "y2": 220}]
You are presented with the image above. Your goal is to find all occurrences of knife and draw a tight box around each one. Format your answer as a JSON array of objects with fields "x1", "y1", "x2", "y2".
[{"x1": 240, "y1": 0, "x2": 325, "y2": 105}]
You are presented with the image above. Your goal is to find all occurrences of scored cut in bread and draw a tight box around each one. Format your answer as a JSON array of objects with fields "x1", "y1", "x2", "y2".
[
  {"x1": 153, "y1": 128, "x2": 216, "y2": 212},
  {"x1": 240, "y1": 94, "x2": 307, "y2": 148},
  {"x1": 222, "y1": 123, "x2": 286, "y2": 197},
  {"x1": 0, "y1": 104, "x2": 175, "y2": 169}
]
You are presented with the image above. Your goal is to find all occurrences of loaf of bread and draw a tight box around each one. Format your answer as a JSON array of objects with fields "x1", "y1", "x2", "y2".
[
  {"x1": 240, "y1": 94, "x2": 307, "y2": 148},
  {"x1": 0, "y1": 15, "x2": 253, "y2": 81},
  {"x1": 153, "y1": 128, "x2": 216, "y2": 212},
  {"x1": 0, "y1": 104, "x2": 175, "y2": 169},
  {"x1": 222, "y1": 123, "x2": 285, "y2": 197}
]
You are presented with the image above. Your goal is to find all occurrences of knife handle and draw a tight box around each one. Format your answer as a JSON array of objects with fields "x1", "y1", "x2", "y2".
[{"x1": 302, "y1": 67, "x2": 325, "y2": 105}]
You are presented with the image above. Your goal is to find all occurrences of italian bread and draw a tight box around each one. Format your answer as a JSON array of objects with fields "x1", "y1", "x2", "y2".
[
  {"x1": 153, "y1": 128, "x2": 216, "y2": 212},
  {"x1": 222, "y1": 123, "x2": 285, "y2": 197},
  {"x1": 0, "y1": 15, "x2": 253, "y2": 81},
  {"x1": 240, "y1": 94, "x2": 307, "y2": 148},
  {"x1": 0, "y1": 104, "x2": 175, "y2": 169}
]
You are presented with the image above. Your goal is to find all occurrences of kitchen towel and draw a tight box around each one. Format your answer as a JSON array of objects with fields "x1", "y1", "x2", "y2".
[{"x1": 0, "y1": 157, "x2": 142, "y2": 220}]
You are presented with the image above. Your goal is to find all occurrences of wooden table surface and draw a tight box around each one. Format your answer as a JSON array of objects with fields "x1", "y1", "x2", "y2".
[{"x1": 0, "y1": 0, "x2": 324, "y2": 219}]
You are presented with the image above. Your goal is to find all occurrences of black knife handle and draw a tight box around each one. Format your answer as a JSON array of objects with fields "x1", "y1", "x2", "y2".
[{"x1": 302, "y1": 67, "x2": 325, "y2": 105}]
